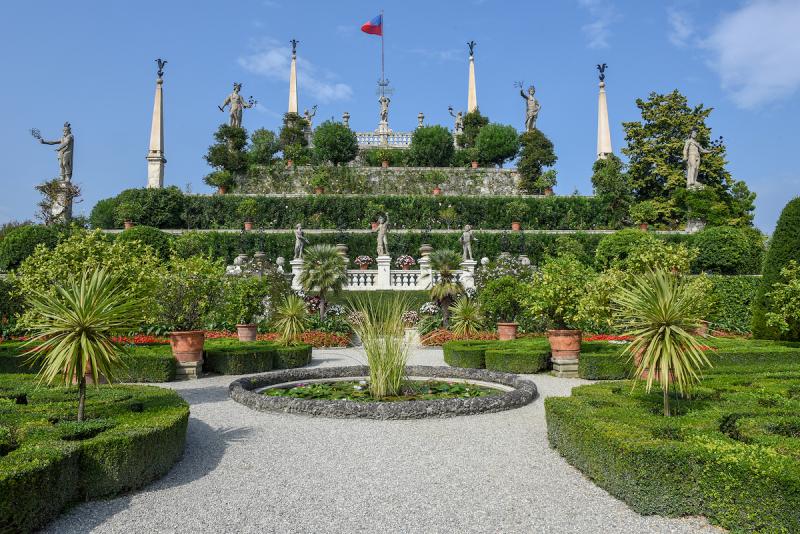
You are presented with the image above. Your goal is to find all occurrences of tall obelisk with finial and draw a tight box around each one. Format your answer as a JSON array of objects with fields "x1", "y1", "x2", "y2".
[
  {"x1": 596, "y1": 63, "x2": 612, "y2": 160},
  {"x1": 467, "y1": 41, "x2": 477, "y2": 113},
  {"x1": 146, "y1": 59, "x2": 167, "y2": 188},
  {"x1": 288, "y1": 39, "x2": 299, "y2": 114}
]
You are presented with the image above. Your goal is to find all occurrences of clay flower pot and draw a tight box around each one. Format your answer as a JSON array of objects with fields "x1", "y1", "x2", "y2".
[
  {"x1": 547, "y1": 329, "x2": 582, "y2": 360},
  {"x1": 169, "y1": 331, "x2": 205, "y2": 363},
  {"x1": 639, "y1": 223, "x2": 649, "y2": 231},
  {"x1": 432, "y1": 186, "x2": 442, "y2": 196},
  {"x1": 693, "y1": 320, "x2": 710, "y2": 337},
  {"x1": 286, "y1": 159, "x2": 293, "y2": 168},
  {"x1": 123, "y1": 220, "x2": 134, "y2": 230},
  {"x1": 371, "y1": 222, "x2": 379, "y2": 231},
  {"x1": 314, "y1": 186, "x2": 324, "y2": 194},
  {"x1": 381, "y1": 160, "x2": 390, "y2": 168},
  {"x1": 633, "y1": 348, "x2": 674, "y2": 382},
  {"x1": 217, "y1": 186, "x2": 228, "y2": 195},
  {"x1": 359, "y1": 264, "x2": 368, "y2": 271},
  {"x1": 544, "y1": 187, "x2": 554, "y2": 196},
  {"x1": 471, "y1": 161, "x2": 479, "y2": 169},
  {"x1": 236, "y1": 324, "x2": 258, "y2": 342},
  {"x1": 511, "y1": 221, "x2": 521, "y2": 231},
  {"x1": 497, "y1": 322, "x2": 519, "y2": 341},
  {"x1": 244, "y1": 221, "x2": 253, "y2": 231},
  {"x1": 401, "y1": 264, "x2": 410, "y2": 271}
]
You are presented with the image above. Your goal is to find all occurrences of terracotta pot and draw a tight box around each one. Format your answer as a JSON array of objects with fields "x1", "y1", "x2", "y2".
[
  {"x1": 544, "y1": 187, "x2": 554, "y2": 196},
  {"x1": 286, "y1": 159, "x2": 293, "y2": 168},
  {"x1": 634, "y1": 348, "x2": 674, "y2": 382},
  {"x1": 123, "y1": 220, "x2": 134, "y2": 230},
  {"x1": 547, "y1": 329, "x2": 582, "y2": 360},
  {"x1": 217, "y1": 186, "x2": 228, "y2": 195},
  {"x1": 244, "y1": 221, "x2": 253, "y2": 231},
  {"x1": 401, "y1": 264, "x2": 410, "y2": 271},
  {"x1": 471, "y1": 161, "x2": 479, "y2": 169},
  {"x1": 511, "y1": 221, "x2": 521, "y2": 231},
  {"x1": 497, "y1": 322, "x2": 519, "y2": 341},
  {"x1": 236, "y1": 324, "x2": 257, "y2": 342},
  {"x1": 639, "y1": 223, "x2": 649, "y2": 231},
  {"x1": 432, "y1": 186, "x2": 442, "y2": 196},
  {"x1": 381, "y1": 160, "x2": 389, "y2": 168},
  {"x1": 359, "y1": 264, "x2": 368, "y2": 271},
  {"x1": 371, "y1": 222, "x2": 379, "y2": 231},
  {"x1": 169, "y1": 331, "x2": 205, "y2": 363},
  {"x1": 693, "y1": 320, "x2": 709, "y2": 337},
  {"x1": 314, "y1": 186, "x2": 324, "y2": 194}
]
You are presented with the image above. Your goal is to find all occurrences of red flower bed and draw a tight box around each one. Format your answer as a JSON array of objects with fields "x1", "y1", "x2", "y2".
[
  {"x1": 420, "y1": 329, "x2": 497, "y2": 346},
  {"x1": 111, "y1": 335, "x2": 169, "y2": 345},
  {"x1": 583, "y1": 334, "x2": 633, "y2": 342},
  {"x1": 202, "y1": 330, "x2": 350, "y2": 348}
]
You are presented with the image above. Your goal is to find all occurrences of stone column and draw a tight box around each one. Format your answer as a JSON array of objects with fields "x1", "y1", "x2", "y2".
[
  {"x1": 376, "y1": 255, "x2": 391, "y2": 290},
  {"x1": 467, "y1": 54, "x2": 478, "y2": 113},
  {"x1": 51, "y1": 180, "x2": 73, "y2": 222},
  {"x1": 417, "y1": 255, "x2": 432, "y2": 290},
  {"x1": 596, "y1": 80, "x2": 612, "y2": 160},
  {"x1": 288, "y1": 49, "x2": 298, "y2": 114},
  {"x1": 289, "y1": 258, "x2": 304, "y2": 291},
  {"x1": 146, "y1": 77, "x2": 166, "y2": 188},
  {"x1": 460, "y1": 259, "x2": 477, "y2": 290}
]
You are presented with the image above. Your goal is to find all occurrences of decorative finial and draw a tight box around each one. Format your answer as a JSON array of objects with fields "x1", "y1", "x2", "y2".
[
  {"x1": 156, "y1": 58, "x2": 167, "y2": 79},
  {"x1": 596, "y1": 63, "x2": 607, "y2": 82},
  {"x1": 467, "y1": 40, "x2": 476, "y2": 57},
  {"x1": 290, "y1": 39, "x2": 299, "y2": 56}
]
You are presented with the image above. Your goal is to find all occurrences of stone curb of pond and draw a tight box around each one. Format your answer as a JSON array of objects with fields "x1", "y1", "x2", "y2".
[{"x1": 228, "y1": 366, "x2": 538, "y2": 419}]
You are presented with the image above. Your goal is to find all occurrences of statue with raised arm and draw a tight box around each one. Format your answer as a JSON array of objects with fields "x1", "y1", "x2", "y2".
[
  {"x1": 303, "y1": 105, "x2": 318, "y2": 130},
  {"x1": 375, "y1": 214, "x2": 390, "y2": 256},
  {"x1": 683, "y1": 130, "x2": 710, "y2": 188},
  {"x1": 460, "y1": 225, "x2": 475, "y2": 261},
  {"x1": 293, "y1": 223, "x2": 309, "y2": 259},
  {"x1": 219, "y1": 83, "x2": 253, "y2": 128},
  {"x1": 596, "y1": 63, "x2": 607, "y2": 82},
  {"x1": 519, "y1": 85, "x2": 540, "y2": 132},
  {"x1": 467, "y1": 40, "x2": 476, "y2": 57},
  {"x1": 35, "y1": 122, "x2": 74, "y2": 182},
  {"x1": 379, "y1": 95, "x2": 390, "y2": 124},
  {"x1": 448, "y1": 106, "x2": 464, "y2": 136}
]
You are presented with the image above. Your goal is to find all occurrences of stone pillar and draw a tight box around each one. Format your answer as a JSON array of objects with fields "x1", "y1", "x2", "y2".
[
  {"x1": 290, "y1": 258, "x2": 304, "y2": 291},
  {"x1": 417, "y1": 255, "x2": 432, "y2": 290},
  {"x1": 460, "y1": 260, "x2": 477, "y2": 290},
  {"x1": 288, "y1": 50, "x2": 298, "y2": 114},
  {"x1": 146, "y1": 77, "x2": 166, "y2": 188},
  {"x1": 596, "y1": 80, "x2": 612, "y2": 160},
  {"x1": 376, "y1": 255, "x2": 391, "y2": 290},
  {"x1": 51, "y1": 180, "x2": 73, "y2": 222},
  {"x1": 467, "y1": 54, "x2": 477, "y2": 113}
]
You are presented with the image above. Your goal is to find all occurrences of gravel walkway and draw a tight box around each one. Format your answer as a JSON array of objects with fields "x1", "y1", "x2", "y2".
[{"x1": 45, "y1": 348, "x2": 720, "y2": 533}]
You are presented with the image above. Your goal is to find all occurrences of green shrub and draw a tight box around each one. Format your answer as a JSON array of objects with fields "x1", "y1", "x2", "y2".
[
  {"x1": 312, "y1": 121, "x2": 358, "y2": 166},
  {"x1": 691, "y1": 226, "x2": 765, "y2": 275},
  {"x1": 478, "y1": 276, "x2": 527, "y2": 325},
  {"x1": 0, "y1": 225, "x2": 61, "y2": 271},
  {"x1": 578, "y1": 344, "x2": 631, "y2": 379},
  {"x1": 115, "y1": 225, "x2": 172, "y2": 260},
  {"x1": 475, "y1": 123, "x2": 519, "y2": 167},
  {"x1": 409, "y1": 126, "x2": 455, "y2": 167},
  {"x1": 121, "y1": 344, "x2": 176, "y2": 382},
  {"x1": 0, "y1": 342, "x2": 39, "y2": 374},
  {"x1": 753, "y1": 197, "x2": 800, "y2": 339},
  {"x1": 525, "y1": 255, "x2": 595, "y2": 329},
  {"x1": 204, "y1": 340, "x2": 276, "y2": 374},
  {"x1": 594, "y1": 228, "x2": 656, "y2": 269},
  {"x1": 273, "y1": 344, "x2": 312, "y2": 369},
  {"x1": 485, "y1": 347, "x2": 549, "y2": 374},
  {"x1": 706, "y1": 275, "x2": 760, "y2": 333},
  {"x1": 0, "y1": 375, "x2": 188, "y2": 532},
  {"x1": 442, "y1": 340, "x2": 492, "y2": 368}
]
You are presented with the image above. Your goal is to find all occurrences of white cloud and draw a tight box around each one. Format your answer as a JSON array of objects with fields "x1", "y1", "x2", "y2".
[
  {"x1": 667, "y1": 8, "x2": 693, "y2": 47},
  {"x1": 702, "y1": 0, "x2": 800, "y2": 109},
  {"x1": 577, "y1": 0, "x2": 617, "y2": 49},
  {"x1": 238, "y1": 41, "x2": 353, "y2": 104},
  {"x1": 408, "y1": 48, "x2": 461, "y2": 63}
]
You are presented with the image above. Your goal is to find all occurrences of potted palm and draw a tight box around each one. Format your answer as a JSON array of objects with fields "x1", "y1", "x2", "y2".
[
  {"x1": 237, "y1": 198, "x2": 259, "y2": 231},
  {"x1": 298, "y1": 244, "x2": 347, "y2": 319},
  {"x1": 477, "y1": 276, "x2": 525, "y2": 340},
  {"x1": 224, "y1": 276, "x2": 269, "y2": 342},
  {"x1": 115, "y1": 201, "x2": 143, "y2": 230},
  {"x1": 506, "y1": 200, "x2": 529, "y2": 231},
  {"x1": 423, "y1": 249, "x2": 464, "y2": 328}
]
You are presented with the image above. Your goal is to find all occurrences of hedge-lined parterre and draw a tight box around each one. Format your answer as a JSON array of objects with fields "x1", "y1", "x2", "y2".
[
  {"x1": 0, "y1": 374, "x2": 189, "y2": 532},
  {"x1": 443, "y1": 338, "x2": 551, "y2": 372},
  {"x1": 203, "y1": 339, "x2": 277, "y2": 374}
]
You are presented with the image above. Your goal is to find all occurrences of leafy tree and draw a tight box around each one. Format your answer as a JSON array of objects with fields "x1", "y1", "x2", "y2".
[
  {"x1": 156, "y1": 255, "x2": 224, "y2": 331},
  {"x1": 458, "y1": 108, "x2": 489, "y2": 148},
  {"x1": 409, "y1": 125, "x2": 455, "y2": 167},
  {"x1": 591, "y1": 154, "x2": 633, "y2": 228},
  {"x1": 425, "y1": 249, "x2": 463, "y2": 327},
  {"x1": 525, "y1": 254, "x2": 595, "y2": 330},
  {"x1": 248, "y1": 128, "x2": 281, "y2": 166},
  {"x1": 0, "y1": 225, "x2": 61, "y2": 271},
  {"x1": 312, "y1": 121, "x2": 358, "y2": 166},
  {"x1": 279, "y1": 112, "x2": 310, "y2": 163},
  {"x1": 478, "y1": 276, "x2": 526, "y2": 324},
  {"x1": 24, "y1": 269, "x2": 147, "y2": 421},
  {"x1": 518, "y1": 129, "x2": 557, "y2": 193},
  {"x1": 204, "y1": 125, "x2": 249, "y2": 175},
  {"x1": 622, "y1": 90, "x2": 755, "y2": 226},
  {"x1": 298, "y1": 244, "x2": 347, "y2": 319},
  {"x1": 475, "y1": 124, "x2": 520, "y2": 167},
  {"x1": 691, "y1": 226, "x2": 765, "y2": 275}
]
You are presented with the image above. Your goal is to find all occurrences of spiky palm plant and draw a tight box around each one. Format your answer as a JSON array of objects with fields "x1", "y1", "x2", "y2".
[
  {"x1": 23, "y1": 269, "x2": 146, "y2": 421},
  {"x1": 425, "y1": 249, "x2": 464, "y2": 327},
  {"x1": 298, "y1": 244, "x2": 347, "y2": 319},
  {"x1": 449, "y1": 297, "x2": 484, "y2": 336},
  {"x1": 612, "y1": 269, "x2": 713, "y2": 416},
  {"x1": 273, "y1": 295, "x2": 309, "y2": 346}
]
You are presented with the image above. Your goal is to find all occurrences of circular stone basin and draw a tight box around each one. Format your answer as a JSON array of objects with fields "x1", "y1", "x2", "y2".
[{"x1": 229, "y1": 366, "x2": 538, "y2": 419}]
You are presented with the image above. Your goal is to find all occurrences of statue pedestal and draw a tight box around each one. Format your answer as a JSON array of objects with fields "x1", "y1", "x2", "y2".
[
  {"x1": 417, "y1": 255, "x2": 432, "y2": 290},
  {"x1": 376, "y1": 255, "x2": 391, "y2": 290},
  {"x1": 289, "y1": 258, "x2": 304, "y2": 291},
  {"x1": 685, "y1": 219, "x2": 706, "y2": 234},
  {"x1": 51, "y1": 180, "x2": 73, "y2": 222},
  {"x1": 460, "y1": 260, "x2": 477, "y2": 290}
]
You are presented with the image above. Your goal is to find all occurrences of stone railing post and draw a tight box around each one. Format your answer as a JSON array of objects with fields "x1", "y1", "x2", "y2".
[
  {"x1": 376, "y1": 255, "x2": 391, "y2": 289},
  {"x1": 289, "y1": 258, "x2": 304, "y2": 291},
  {"x1": 460, "y1": 259, "x2": 477, "y2": 290},
  {"x1": 417, "y1": 255, "x2": 432, "y2": 290}
]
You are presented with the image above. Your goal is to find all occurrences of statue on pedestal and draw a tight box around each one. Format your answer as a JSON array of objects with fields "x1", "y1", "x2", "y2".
[
  {"x1": 375, "y1": 214, "x2": 390, "y2": 256},
  {"x1": 683, "y1": 130, "x2": 710, "y2": 189},
  {"x1": 342, "y1": 111, "x2": 350, "y2": 128},
  {"x1": 303, "y1": 105, "x2": 318, "y2": 130},
  {"x1": 293, "y1": 223, "x2": 309, "y2": 259},
  {"x1": 517, "y1": 83, "x2": 540, "y2": 132},
  {"x1": 34, "y1": 122, "x2": 74, "y2": 182},
  {"x1": 219, "y1": 83, "x2": 255, "y2": 128},
  {"x1": 417, "y1": 112, "x2": 425, "y2": 128},
  {"x1": 460, "y1": 225, "x2": 475, "y2": 261},
  {"x1": 378, "y1": 95, "x2": 390, "y2": 125},
  {"x1": 448, "y1": 107, "x2": 464, "y2": 136},
  {"x1": 596, "y1": 63, "x2": 607, "y2": 82}
]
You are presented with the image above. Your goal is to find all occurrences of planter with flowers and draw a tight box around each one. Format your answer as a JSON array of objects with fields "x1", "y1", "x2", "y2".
[
  {"x1": 354, "y1": 256, "x2": 374, "y2": 271},
  {"x1": 395, "y1": 255, "x2": 416, "y2": 271}
]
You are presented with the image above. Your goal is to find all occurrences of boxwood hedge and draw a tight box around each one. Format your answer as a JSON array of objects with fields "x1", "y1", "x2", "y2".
[
  {"x1": 546, "y1": 340, "x2": 800, "y2": 532},
  {"x1": 485, "y1": 347, "x2": 549, "y2": 374},
  {"x1": 204, "y1": 340, "x2": 277, "y2": 374},
  {"x1": 273, "y1": 344, "x2": 313, "y2": 369},
  {"x1": 444, "y1": 338, "x2": 551, "y2": 372},
  {"x1": 0, "y1": 375, "x2": 189, "y2": 532}
]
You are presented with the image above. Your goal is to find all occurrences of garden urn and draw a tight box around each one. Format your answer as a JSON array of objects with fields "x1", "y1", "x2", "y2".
[
  {"x1": 123, "y1": 220, "x2": 134, "y2": 230},
  {"x1": 511, "y1": 221, "x2": 521, "y2": 231},
  {"x1": 497, "y1": 322, "x2": 519, "y2": 341},
  {"x1": 244, "y1": 221, "x2": 253, "y2": 231},
  {"x1": 236, "y1": 324, "x2": 258, "y2": 342},
  {"x1": 547, "y1": 329, "x2": 582, "y2": 359},
  {"x1": 419, "y1": 244, "x2": 433, "y2": 257},
  {"x1": 169, "y1": 331, "x2": 205, "y2": 363},
  {"x1": 471, "y1": 161, "x2": 479, "y2": 169}
]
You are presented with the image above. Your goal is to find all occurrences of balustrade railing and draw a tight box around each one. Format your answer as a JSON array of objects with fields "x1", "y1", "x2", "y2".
[{"x1": 355, "y1": 131, "x2": 413, "y2": 148}]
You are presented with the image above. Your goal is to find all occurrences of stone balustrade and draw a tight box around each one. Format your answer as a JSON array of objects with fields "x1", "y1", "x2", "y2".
[{"x1": 355, "y1": 131, "x2": 413, "y2": 148}]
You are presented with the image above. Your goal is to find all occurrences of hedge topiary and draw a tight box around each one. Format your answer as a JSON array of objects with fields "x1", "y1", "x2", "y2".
[
  {"x1": 442, "y1": 340, "x2": 492, "y2": 368},
  {"x1": 204, "y1": 340, "x2": 277, "y2": 374},
  {"x1": 691, "y1": 226, "x2": 765, "y2": 275},
  {"x1": 89, "y1": 186, "x2": 186, "y2": 229},
  {"x1": 115, "y1": 225, "x2": 173, "y2": 260},
  {"x1": 273, "y1": 344, "x2": 313, "y2": 369},
  {"x1": 408, "y1": 125, "x2": 455, "y2": 167},
  {"x1": 594, "y1": 228, "x2": 656, "y2": 269},
  {"x1": 753, "y1": 197, "x2": 800, "y2": 339},
  {"x1": 485, "y1": 347, "x2": 549, "y2": 374},
  {"x1": 0, "y1": 225, "x2": 61, "y2": 271}
]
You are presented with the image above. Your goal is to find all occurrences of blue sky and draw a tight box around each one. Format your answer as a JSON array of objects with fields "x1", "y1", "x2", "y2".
[{"x1": 1, "y1": 0, "x2": 799, "y2": 233}]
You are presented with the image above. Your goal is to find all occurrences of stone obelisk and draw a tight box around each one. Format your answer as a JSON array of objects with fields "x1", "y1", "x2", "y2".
[
  {"x1": 147, "y1": 59, "x2": 167, "y2": 188},
  {"x1": 467, "y1": 41, "x2": 478, "y2": 113},
  {"x1": 288, "y1": 39, "x2": 299, "y2": 114},
  {"x1": 596, "y1": 63, "x2": 612, "y2": 160}
]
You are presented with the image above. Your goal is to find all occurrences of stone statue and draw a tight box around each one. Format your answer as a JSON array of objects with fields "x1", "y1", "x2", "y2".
[
  {"x1": 36, "y1": 122, "x2": 74, "y2": 182},
  {"x1": 596, "y1": 63, "x2": 607, "y2": 82},
  {"x1": 519, "y1": 85, "x2": 540, "y2": 132},
  {"x1": 290, "y1": 39, "x2": 299, "y2": 56},
  {"x1": 293, "y1": 223, "x2": 309, "y2": 259},
  {"x1": 303, "y1": 105, "x2": 317, "y2": 130},
  {"x1": 460, "y1": 225, "x2": 475, "y2": 261},
  {"x1": 448, "y1": 107, "x2": 464, "y2": 135},
  {"x1": 219, "y1": 83, "x2": 253, "y2": 128},
  {"x1": 375, "y1": 214, "x2": 390, "y2": 256},
  {"x1": 342, "y1": 111, "x2": 350, "y2": 128},
  {"x1": 379, "y1": 95, "x2": 390, "y2": 124},
  {"x1": 417, "y1": 112, "x2": 425, "y2": 128},
  {"x1": 156, "y1": 58, "x2": 167, "y2": 79},
  {"x1": 683, "y1": 130, "x2": 710, "y2": 188},
  {"x1": 467, "y1": 40, "x2": 476, "y2": 57}
]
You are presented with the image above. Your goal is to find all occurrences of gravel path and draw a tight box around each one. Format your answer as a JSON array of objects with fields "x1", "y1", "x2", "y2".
[{"x1": 45, "y1": 348, "x2": 720, "y2": 533}]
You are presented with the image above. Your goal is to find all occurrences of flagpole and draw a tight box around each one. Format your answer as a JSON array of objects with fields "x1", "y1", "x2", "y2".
[{"x1": 380, "y1": 9, "x2": 385, "y2": 96}]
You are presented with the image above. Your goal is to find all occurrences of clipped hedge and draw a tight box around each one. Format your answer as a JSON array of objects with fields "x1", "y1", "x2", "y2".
[
  {"x1": 706, "y1": 275, "x2": 760, "y2": 333},
  {"x1": 0, "y1": 375, "x2": 188, "y2": 532},
  {"x1": 443, "y1": 340, "x2": 493, "y2": 368},
  {"x1": 204, "y1": 340, "x2": 276, "y2": 374},
  {"x1": 690, "y1": 226, "x2": 765, "y2": 275},
  {"x1": 273, "y1": 344, "x2": 313, "y2": 369},
  {"x1": 546, "y1": 341, "x2": 800, "y2": 533},
  {"x1": 444, "y1": 338, "x2": 552, "y2": 371},
  {"x1": 485, "y1": 347, "x2": 549, "y2": 374},
  {"x1": 578, "y1": 343, "x2": 631, "y2": 380},
  {"x1": 0, "y1": 225, "x2": 62, "y2": 271}
]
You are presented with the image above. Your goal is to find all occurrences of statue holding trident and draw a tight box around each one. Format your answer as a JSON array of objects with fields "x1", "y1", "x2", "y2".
[
  {"x1": 683, "y1": 130, "x2": 711, "y2": 189},
  {"x1": 32, "y1": 122, "x2": 74, "y2": 182},
  {"x1": 374, "y1": 213, "x2": 390, "y2": 256},
  {"x1": 516, "y1": 82, "x2": 540, "y2": 132},
  {"x1": 219, "y1": 83, "x2": 256, "y2": 128}
]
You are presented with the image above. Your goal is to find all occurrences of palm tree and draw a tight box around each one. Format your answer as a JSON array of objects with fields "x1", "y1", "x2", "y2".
[
  {"x1": 449, "y1": 297, "x2": 484, "y2": 336},
  {"x1": 426, "y1": 249, "x2": 464, "y2": 328},
  {"x1": 273, "y1": 295, "x2": 309, "y2": 346},
  {"x1": 612, "y1": 269, "x2": 712, "y2": 416},
  {"x1": 298, "y1": 244, "x2": 347, "y2": 319},
  {"x1": 23, "y1": 269, "x2": 146, "y2": 421}
]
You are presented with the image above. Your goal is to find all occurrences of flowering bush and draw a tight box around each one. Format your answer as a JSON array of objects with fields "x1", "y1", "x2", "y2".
[
  {"x1": 475, "y1": 254, "x2": 538, "y2": 290},
  {"x1": 420, "y1": 328, "x2": 497, "y2": 346},
  {"x1": 419, "y1": 301, "x2": 440, "y2": 315},
  {"x1": 326, "y1": 304, "x2": 345, "y2": 316},
  {"x1": 401, "y1": 310, "x2": 419, "y2": 327},
  {"x1": 354, "y1": 255, "x2": 374, "y2": 267},
  {"x1": 395, "y1": 255, "x2": 416, "y2": 268},
  {"x1": 304, "y1": 295, "x2": 321, "y2": 314},
  {"x1": 111, "y1": 335, "x2": 169, "y2": 345},
  {"x1": 583, "y1": 334, "x2": 632, "y2": 342},
  {"x1": 202, "y1": 329, "x2": 350, "y2": 347}
]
